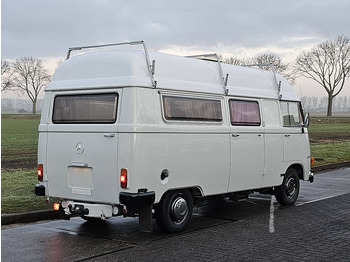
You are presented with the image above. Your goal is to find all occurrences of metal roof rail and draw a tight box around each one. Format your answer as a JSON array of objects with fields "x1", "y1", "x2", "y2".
[
  {"x1": 65, "y1": 41, "x2": 156, "y2": 88},
  {"x1": 187, "y1": 53, "x2": 229, "y2": 95}
]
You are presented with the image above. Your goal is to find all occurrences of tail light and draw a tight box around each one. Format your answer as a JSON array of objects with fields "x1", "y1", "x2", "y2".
[
  {"x1": 120, "y1": 168, "x2": 128, "y2": 188},
  {"x1": 38, "y1": 164, "x2": 43, "y2": 181},
  {"x1": 311, "y1": 157, "x2": 315, "y2": 166},
  {"x1": 53, "y1": 203, "x2": 60, "y2": 211}
]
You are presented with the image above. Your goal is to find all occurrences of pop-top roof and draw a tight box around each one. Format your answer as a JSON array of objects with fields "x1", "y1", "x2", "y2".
[{"x1": 48, "y1": 48, "x2": 299, "y2": 101}]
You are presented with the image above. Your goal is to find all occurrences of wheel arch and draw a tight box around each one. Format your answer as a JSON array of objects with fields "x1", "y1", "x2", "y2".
[
  {"x1": 287, "y1": 163, "x2": 304, "y2": 180},
  {"x1": 155, "y1": 186, "x2": 203, "y2": 208}
]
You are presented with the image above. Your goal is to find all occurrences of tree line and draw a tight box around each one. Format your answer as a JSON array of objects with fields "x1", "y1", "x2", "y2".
[
  {"x1": 301, "y1": 96, "x2": 350, "y2": 112},
  {"x1": 2, "y1": 35, "x2": 350, "y2": 116}
]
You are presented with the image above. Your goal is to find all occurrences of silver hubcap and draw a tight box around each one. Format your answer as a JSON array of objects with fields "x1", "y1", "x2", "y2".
[
  {"x1": 170, "y1": 197, "x2": 188, "y2": 223},
  {"x1": 286, "y1": 177, "x2": 296, "y2": 199}
]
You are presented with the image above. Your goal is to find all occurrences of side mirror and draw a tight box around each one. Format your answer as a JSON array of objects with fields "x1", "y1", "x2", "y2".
[{"x1": 303, "y1": 112, "x2": 310, "y2": 128}]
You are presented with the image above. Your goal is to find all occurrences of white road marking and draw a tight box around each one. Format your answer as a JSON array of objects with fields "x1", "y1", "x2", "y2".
[
  {"x1": 295, "y1": 194, "x2": 346, "y2": 206},
  {"x1": 269, "y1": 196, "x2": 275, "y2": 233}
]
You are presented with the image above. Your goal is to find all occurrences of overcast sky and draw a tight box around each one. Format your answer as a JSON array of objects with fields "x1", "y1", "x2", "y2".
[{"x1": 2, "y1": 0, "x2": 350, "y2": 98}]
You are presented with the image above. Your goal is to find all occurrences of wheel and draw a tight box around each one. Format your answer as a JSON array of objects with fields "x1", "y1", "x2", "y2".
[
  {"x1": 155, "y1": 190, "x2": 193, "y2": 234},
  {"x1": 275, "y1": 168, "x2": 300, "y2": 205}
]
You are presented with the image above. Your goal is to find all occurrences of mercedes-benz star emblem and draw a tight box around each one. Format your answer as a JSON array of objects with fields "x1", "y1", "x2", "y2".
[{"x1": 75, "y1": 142, "x2": 85, "y2": 154}]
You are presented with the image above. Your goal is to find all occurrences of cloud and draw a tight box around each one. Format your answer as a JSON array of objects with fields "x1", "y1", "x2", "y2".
[{"x1": 2, "y1": 0, "x2": 350, "y2": 62}]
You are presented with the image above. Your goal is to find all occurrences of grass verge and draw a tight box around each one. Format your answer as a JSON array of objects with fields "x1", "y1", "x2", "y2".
[
  {"x1": 1, "y1": 169, "x2": 56, "y2": 214},
  {"x1": 1, "y1": 115, "x2": 40, "y2": 169}
]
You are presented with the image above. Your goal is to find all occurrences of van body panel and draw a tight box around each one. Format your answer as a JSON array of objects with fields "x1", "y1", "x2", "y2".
[
  {"x1": 154, "y1": 133, "x2": 231, "y2": 202},
  {"x1": 229, "y1": 132, "x2": 264, "y2": 191}
]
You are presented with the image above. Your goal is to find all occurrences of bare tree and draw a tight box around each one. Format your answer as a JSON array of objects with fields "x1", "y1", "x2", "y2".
[
  {"x1": 1, "y1": 60, "x2": 13, "y2": 92},
  {"x1": 294, "y1": 35, "x2": 350, "y2": 116},
  {"x1": 221, "y1": 56, "x2": 246, "y2": 66},
  {"x1": 12, "y1": 57, "x2": 51, "y2": 114}
]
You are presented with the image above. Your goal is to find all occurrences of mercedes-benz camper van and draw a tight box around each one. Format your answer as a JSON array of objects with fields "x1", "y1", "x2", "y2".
[{"x1": 35, "y1": 41, "x2": 313, "y2": 233}]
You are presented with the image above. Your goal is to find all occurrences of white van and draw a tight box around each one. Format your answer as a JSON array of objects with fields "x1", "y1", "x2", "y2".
[{"x1": 35, "y1": 41, "x2": 313, "y2": 233}]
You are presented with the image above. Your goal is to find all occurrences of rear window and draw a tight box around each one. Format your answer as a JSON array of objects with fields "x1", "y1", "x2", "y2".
[
  {"x1": 52, "y1": 93, "x2": 118, "y2": 124},
  {"x1": 163, "y1": 96, "x2": 223, "y2": 122}
]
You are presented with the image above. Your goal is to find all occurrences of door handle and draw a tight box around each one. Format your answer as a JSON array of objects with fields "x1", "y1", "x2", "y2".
[
  {"x1": 70, "y1": 162, "x2": 88, "y2": 167},
  {"x1": 284, "y1": 134, "x2": 291, "y2": 137},
  {"x1": 104, "y1": 133, "x2": 115, "y2": 138},
  {"x1": 232, "y1": 134, "x2": 240, "y2": 137}
]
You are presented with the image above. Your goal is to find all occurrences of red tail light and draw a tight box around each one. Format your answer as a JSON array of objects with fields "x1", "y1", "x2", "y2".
[
  {"x1": 120, "y1": 168, "x2": 128, "y2": 188},
  {"x1": 53, "y1": 203, "x2": 60, "y2": 211},
  {"x1": 38, "y1": 164, "x2": 43, "y2": 181}
]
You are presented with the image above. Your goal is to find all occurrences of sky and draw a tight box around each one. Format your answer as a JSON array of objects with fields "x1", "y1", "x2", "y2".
[{"x1": 2, "y1": 0, "x2": 350, "y2": 99}]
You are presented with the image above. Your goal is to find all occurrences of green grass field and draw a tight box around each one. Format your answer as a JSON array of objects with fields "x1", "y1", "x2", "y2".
[
  {"x1": 1, "y1": 114, "x2": 40, "y2": 169},
  {"x1": 1, "y1": 114, "x2": 350, "y2": 214},
  {"x1": 308, "y1": 117, "x2": 350, "y2": 165},
  {"x1": 1, "y1": 169, "x2": 54, "y2": 213}
]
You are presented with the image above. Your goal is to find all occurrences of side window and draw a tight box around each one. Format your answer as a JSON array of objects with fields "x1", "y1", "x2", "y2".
[
  {"x1": 229, "y1": 100, "x2": 261, "y2": 126},
  {"x1": 163, "y1": 96, "x2": 222, "y2": 122},
  {"x1": 280, "y1": 101, "x2": 302, "y2": 127}
]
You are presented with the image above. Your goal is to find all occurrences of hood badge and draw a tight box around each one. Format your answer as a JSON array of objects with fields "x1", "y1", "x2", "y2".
[{"x1": 75, "y1": 142, "x2": 85, "y2": 154}]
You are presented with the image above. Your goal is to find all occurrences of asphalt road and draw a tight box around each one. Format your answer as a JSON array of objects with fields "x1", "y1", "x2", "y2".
[{"x1": 2, "y1": 168, "x2": 350, "y2": 262}]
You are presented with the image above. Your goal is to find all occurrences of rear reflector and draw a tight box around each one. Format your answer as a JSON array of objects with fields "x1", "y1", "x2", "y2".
[
  {"x1": 38, "y1": 164, "x2": 43, "y2": 181},
  {"x1": 121, "y1": 168, "x2": 128, "y2": 189},
  {"x1": 53, "y1": 203, "x2": 60, "y2": 211}
]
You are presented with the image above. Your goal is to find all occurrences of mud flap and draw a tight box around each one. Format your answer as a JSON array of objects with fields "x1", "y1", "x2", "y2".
[
  {"x1": 139, "y1": 205, "x2": 153, "y2": 233},
  {"x1": 58, "y1": 205, "x2": 70, "y2": 220}
]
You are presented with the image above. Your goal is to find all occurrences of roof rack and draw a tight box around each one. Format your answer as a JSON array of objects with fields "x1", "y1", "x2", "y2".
[
  {"x1": 65, "y1": 41, "x2": 156, "y2": 88},
  {"x1": 187, "y1": 53, "x2": 229, "y2": 95}
]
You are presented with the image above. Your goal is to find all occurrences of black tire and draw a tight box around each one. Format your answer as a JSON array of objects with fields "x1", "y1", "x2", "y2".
[
  {"x1": 155, "y1": 190, "x2": 193, "y2": 234},
  {"x1": 275, "y1": 168, "x2": 300, "y2": 205}
]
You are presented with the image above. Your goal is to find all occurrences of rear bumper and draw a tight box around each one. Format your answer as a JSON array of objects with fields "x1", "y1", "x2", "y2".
[
  {"x1": 61, "y1": 201, "x2": 121, "y2": 219},
  {"x1": 119, "y1": 191, "x2": 155, "y2": 209}
]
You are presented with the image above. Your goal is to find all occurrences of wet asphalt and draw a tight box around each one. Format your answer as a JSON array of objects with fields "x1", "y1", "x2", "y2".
[{"x1": 2, "y1": 167, "x2": 350, "y2": 262}]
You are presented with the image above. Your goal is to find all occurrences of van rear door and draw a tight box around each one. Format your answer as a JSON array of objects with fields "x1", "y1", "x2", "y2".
[{"x1": 46, "y1": 92, "x2": 120, "y2": 203}]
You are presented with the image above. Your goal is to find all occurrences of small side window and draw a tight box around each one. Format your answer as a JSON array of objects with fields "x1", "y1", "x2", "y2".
[
  {"x1": 229, "y1": 100, "x2": 261, "y2": 126},
  {"x1": 280, "y1": 101, "x2": 302, "y2": 127},
  {"x1": 163, "y1": 96, "x2": 223, "y2": 122}
]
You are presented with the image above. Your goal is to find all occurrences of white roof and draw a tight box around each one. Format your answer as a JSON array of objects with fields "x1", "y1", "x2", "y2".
[{"x1": 48, "y1": 50, "x2": 300, "y2": 101}]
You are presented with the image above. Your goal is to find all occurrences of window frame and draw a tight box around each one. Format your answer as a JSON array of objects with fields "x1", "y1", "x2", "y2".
[
  {"x1": 280, "y1": 101, "x2": 303, "y2": 127},
  {"x1": 162, "y1": 95, "x2": 223, "y2": 123},
  {"x1": 52, "y1": 93, "x2": 119, "y2": 124},
  {"x1": 229, "y1": 99, "x2": 261, "y2": 126}
]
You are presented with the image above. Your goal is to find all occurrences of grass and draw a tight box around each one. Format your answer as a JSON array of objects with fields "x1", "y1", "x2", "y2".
[
  {"x1": 311, "y1": 141, "x2": 350, "y2": 165},
  {"x1": 1, "y1": 114, "x2": 350, "y2": 214},
  {"x1": 1, "y1": 114, "x2": 40, "y2": 169},
  {"x1": 1, "y1": 169, "x2": 54, "y2": 213},
  {"x1": 308, "y1": 117, "x2": 350, "y2": 166}
]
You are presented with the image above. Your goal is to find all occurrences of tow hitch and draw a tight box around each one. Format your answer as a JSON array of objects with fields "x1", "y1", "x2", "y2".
[{"x1": 68, "y1": 204, "x2": 89, "y2": 216}]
